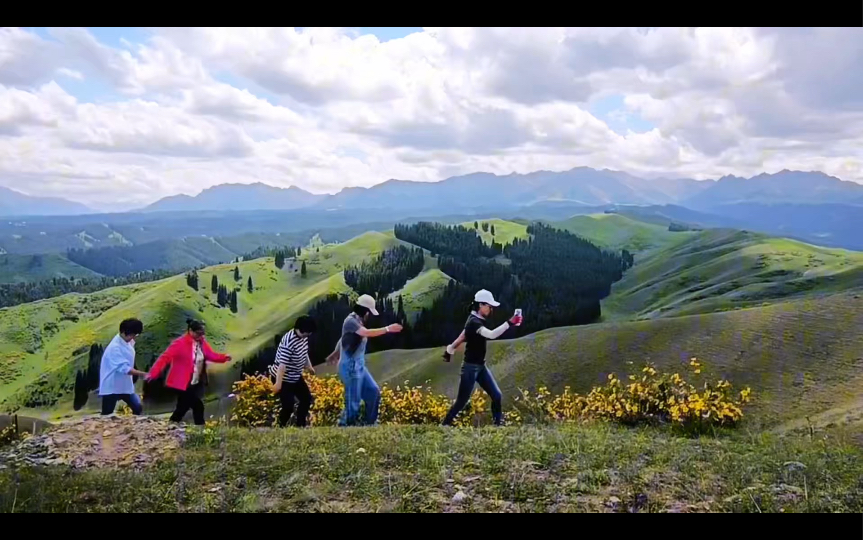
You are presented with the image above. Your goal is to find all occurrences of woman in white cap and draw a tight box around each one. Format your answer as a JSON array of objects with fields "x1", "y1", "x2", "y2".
[
  {"x1": 327, "y1": 294, "x2": 402, "y2": 426},
  {"x1": 441, "y1": 289, "x2": 521, "y2": 426}
]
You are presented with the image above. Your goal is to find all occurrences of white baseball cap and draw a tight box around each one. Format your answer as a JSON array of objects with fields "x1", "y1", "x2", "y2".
[
  {"x1": 356, "y1": 294, "x2": 379, "y2": 316},
  {"x1": 474, "y1": 289, "x2": 500, "y2": 307}
]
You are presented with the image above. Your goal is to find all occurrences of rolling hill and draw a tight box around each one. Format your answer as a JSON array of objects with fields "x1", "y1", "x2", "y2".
[
  {"x1": 0, "y1": 253, "x2": 100, "y2": 284},
  {"x1": 0, "y1": 232, "x2": 400, "y2": 414},
  {"x1": 553, "y1": 213, "x2": 692, "y2": 256},
  {"x1": 604, "y1": 229, "x2": 863, "y2": 319}
]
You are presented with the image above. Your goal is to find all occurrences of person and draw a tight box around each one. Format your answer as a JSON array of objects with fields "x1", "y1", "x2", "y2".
[
  {"x1": 326, "y1": 294, "x2": 402, "y2": 426},
  {"x1": 99, "y1": 318, "x2": 148, "y2": 415},
  {"x1": 146, "y1": 318, "x2": 231, "y2": 425},
  {"x1": 270, "y1": 315, "x2": 317, "y2": 427},
  {"x1": 441, "y1": 289, "x2": 521, "y2": 426}
]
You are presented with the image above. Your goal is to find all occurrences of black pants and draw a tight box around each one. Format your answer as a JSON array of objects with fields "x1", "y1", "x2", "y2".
[
  {"x1": 170, "y1": 384, "x2": 205, "y2": 425},
  {"x1": 279, "y1": 378, "x2": 313, "y2": 428}
]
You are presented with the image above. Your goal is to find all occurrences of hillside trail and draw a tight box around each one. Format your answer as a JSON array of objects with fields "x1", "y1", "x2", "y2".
[{"x1": 0, "y1": 415, "x2": 185, "y2": 470}]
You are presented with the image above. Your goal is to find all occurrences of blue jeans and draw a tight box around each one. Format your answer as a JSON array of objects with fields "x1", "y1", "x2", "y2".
[
  {"x1": 100, "y1": 393, "x2": 142, "y2": 416},
  {"x1": 338, "y1": 360, "x2": 380, "y2": 427},
  {"x1": 442, "y1": 362, "x2": 503, "y2": 426}
]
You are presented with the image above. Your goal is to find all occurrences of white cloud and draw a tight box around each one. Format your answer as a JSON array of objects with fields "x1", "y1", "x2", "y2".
[{"x1": 0, "y1": 26, "x2": 862, "y2": 211}]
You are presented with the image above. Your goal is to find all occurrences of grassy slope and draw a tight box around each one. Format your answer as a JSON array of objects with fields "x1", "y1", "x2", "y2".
[
  {"x1": 605, "y1": 229, "x2": 863, "y2": 319},
  {"x1": 323, "y1": 291, "x2": 863, "y2": 432},
  {"x1": 388, "y1": 268, "x2": 452, "y2": 321},
  {"x1": 0, "y1": 232, "x2": 399, "y2": 415},
  {"x1": 0, "y1": 253, "x2": 101, "y2": 284},
  {"x1": 3, "y1": 423, "x2": 862, "y2": 513},
  {"x1": 553, "y1": 213, "x2": 692, "y2": 256},
  {"x1": 461, "y1": 219, "x2": 529, "y2": 246}
]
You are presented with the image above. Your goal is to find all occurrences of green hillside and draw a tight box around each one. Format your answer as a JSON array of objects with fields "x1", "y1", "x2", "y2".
[
  {"x1": 322, "y1": 291, "x2": 863, "y2": 432},
  {"x1": 0, "y1": 232, "x2": 399, "y2": 414},
  {"x1": 461, "y1": 219, "x2": 529, "y2": 246},
  {"x1": 388, "y1": 268, "x2": 452, "y2": 320},
  {"x1": 605, "y1": 229, "x2": 863, "y2": 319},
  {"x1": 0, "y1": 253, "x2": 101, "y2": 284},
  {"x1": 553, "y1": 213, "x2": 690, "y2": 255}
]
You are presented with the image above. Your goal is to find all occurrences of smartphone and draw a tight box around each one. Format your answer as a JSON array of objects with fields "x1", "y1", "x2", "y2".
[{"x1": 514, "y1": 308, "x2": 523, "y2": 326}]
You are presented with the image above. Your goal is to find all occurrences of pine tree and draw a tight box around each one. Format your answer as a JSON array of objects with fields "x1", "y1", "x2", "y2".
[
  {"x1": 211, "y1": 275, "x2": 218, "y2": 294},
  {"x1": 301, "y1": 261, "x2": 307, "y2": 277},
  {"x1": 275, "y1": 251, "x2": 284, "y2": 269},
  {"x1": 297, "y1": 246, "x2": 302, "y2": 256},
  {"x1": 230, "y1": 290, "x2": 238, "y2": 313},
  {"x1": 247, "y1": 276, "x2": 253, "y2": 293},
  {"x1": 474, "y1": 221, "x2": 479, "y2": 229},
  {"x1": 234, "y1": 266, "x2": 240, "y2": 281},
  {"x1": 217, "y1": 284, "x2": 228, "y2": 307},
  {"x1": 491, "y1": 224, "x2": 496, "y2": 236}
]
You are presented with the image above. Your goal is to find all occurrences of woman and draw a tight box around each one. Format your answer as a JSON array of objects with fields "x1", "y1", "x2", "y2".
[
  {"x1": 99, "y1": 318, "x2": 148, "y2": 415},
  {"x1": 326, "y1": 294, "x2": 402, "y2": 426},
  {"x1": 441, "y1": 289, "x2": 521, "y2": 426},
  {"x1": 270, "y1": 315, "x2": 317, "y2": 428},
  {"x1": 146, "y1": 318, "x2": 232, "y2": 425}
]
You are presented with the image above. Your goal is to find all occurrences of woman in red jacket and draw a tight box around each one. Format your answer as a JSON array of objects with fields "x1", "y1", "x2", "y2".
[{"x1": 146, "y1": 318, "x2": 232, "y2": 425}]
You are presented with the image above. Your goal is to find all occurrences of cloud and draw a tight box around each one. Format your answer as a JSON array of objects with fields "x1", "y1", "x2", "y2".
[{"x1": 0, "y1": 26, "x2": 862, "y2": 211}]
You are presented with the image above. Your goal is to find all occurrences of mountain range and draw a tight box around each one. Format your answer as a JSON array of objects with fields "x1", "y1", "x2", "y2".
[
  {"x1": 0, "y1": 186, "x2": 93, "y2": 217},
  {"x1": 139, "y1": 167, "x2": 863, "y2": 214}
]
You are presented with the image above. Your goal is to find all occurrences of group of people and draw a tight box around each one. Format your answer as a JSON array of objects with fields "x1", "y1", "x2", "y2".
[{"x1": 98, "y1": 289, "x2": 523, "y2": 427}]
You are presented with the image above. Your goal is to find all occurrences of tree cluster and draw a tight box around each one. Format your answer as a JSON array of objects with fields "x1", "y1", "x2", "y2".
[{"x1": 343, "y1": 245, "x2": 425, "y2": 298}]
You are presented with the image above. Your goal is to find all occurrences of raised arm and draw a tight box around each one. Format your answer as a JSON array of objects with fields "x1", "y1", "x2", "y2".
[
  {"x1": 477, "y1": 322, "x2": 510, "y2": 340},
  {"x1": 202, "y1": 339, "x2": 231, "y2": 363},
  {"x1": 357, "y1": 323, "x2": 402, "y2": 339}
]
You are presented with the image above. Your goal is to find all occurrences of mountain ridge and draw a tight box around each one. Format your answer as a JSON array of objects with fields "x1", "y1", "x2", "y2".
[
  {"x1": 139, "y1": 167, "x2": 863, "y2": 214},
  {"x1": 0, "y1": 186, "x2": 94, "y2": 217}
]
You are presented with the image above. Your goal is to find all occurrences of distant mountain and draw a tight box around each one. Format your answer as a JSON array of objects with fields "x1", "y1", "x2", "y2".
[
  {"x1": 317, "y1": 168, "x2": 706, "y2": 211},
  {"x1": 142, "y1": 183, "x2": 324, "y2": 212},
  {"x1": 0, "y1": 186, "x2": 93, "y2": 217},
  {"x1": 684, "y1": 170, "x2": 863, "y2": 209}
]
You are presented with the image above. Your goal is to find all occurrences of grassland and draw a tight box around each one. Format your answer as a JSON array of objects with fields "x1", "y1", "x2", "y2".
[
  {"x1": 322, "y1": 291, "x2": 863, "y2": 433},
  {"x1": 0, "y1": 254, "x2": 101, "y2": 284},
  {"x1": 605, "y1": 229, "x2": 863, "y2": 319},
  {"x1": 0, "y1": 232, "x2": 399, "y2": 416},
  {"x1": 388, "y1": 268, "x2": 452, "y2": 321},
  {"x1": 552, "y1": 213, "x2": 692, "y2": 256},
  {"x1": 3, "y1": 423, "x2": 862, "y2": 512},
  {"x1": 461, "y1": 219, "x2": 529, "y2": 246}
]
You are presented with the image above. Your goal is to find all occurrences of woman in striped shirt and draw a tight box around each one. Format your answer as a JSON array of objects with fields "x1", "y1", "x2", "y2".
[{"x1": 270, "y1": 315, "x2": 318, "y2": 427}]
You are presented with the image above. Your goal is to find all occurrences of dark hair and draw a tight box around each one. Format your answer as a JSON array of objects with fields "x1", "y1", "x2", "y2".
[
  {"x1": 186, "y1": 318, "x2": 205, "y2": 333},
  {"x1": 294, "y1": 315, "x2": 317, "y2": 334},
  {"x1": 353, "y1": 304, "x2": 370, "y2": 317},
  {"x1": 119, "y1": 318, "x2": 143, "y2": 336}
]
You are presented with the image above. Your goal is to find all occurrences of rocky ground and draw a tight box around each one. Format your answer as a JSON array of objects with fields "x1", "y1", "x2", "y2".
[{"x1": 0, "y1": 415, "x2": 185, "y2": 470}]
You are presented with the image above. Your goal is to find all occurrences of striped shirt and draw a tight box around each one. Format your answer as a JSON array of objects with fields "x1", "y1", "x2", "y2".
[{"x1": 268, "y1": 330, "x2": 310, "y2": 383}]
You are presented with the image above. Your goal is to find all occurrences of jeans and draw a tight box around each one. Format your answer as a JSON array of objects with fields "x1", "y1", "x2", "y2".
[
  {"x1": 100, "y1": 393, "x2": 143, "y2": 416},
  {"x1": 170, "y1": 384, "x2": 205, "y2": 425},
  {"x1": 442, "y1": 362, "x2": 503, "y2": 426},
  {"x1": 278, "y1": 377, "x2": 313, "y2": 428},
  {"x1": 338, "y1": 360, "x2": 380, "y2": 427}
]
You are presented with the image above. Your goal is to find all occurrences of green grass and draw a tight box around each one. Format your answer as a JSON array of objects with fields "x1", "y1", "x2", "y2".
[
  {"x1": 321, "y1": 290, "x2": 863, "y2": 433},
  {"x1": 388, "y1": 268, "x2": 452, "y2": 321},
  {"x1": 552, "y1": 213, "x2": 691, "y2": 256},
  {"x1": 0, "y1": 232, "x2": 400, "y2": 416},
  {"x1": 0, "y1": 254, "x2": 101, "y2": 284},
  {"x1": 604, "y1": 229, "x2": 863, "y2": 319},
  {"x1": 2, "y1": 423, "x2": 861, "y2": 512},
  {"x1": 461, "y1": 219, "x2": 529, "y2": 247}
]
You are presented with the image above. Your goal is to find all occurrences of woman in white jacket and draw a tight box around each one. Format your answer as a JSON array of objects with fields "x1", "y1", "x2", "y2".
[{"x1": 441, "y1": 290, "x2": 521, "y2": 426}]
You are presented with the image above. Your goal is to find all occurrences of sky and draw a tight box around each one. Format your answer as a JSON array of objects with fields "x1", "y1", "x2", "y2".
[{"x1": 1, "y1": 27, "x2": 863, "y2": 211}]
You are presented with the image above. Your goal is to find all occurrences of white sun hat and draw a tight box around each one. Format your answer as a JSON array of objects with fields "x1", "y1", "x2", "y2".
[
  {"x1": 356, "y1": 294, "x2": 379, "y2": 316},
  {"x1": 474, "y1": 289, "x2": 500, "y2": 307}
]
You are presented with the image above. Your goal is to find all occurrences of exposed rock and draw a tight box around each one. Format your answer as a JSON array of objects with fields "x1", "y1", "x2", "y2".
[{"x1": 0, "y1": 415, "x2": 185, "y2": 471}]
